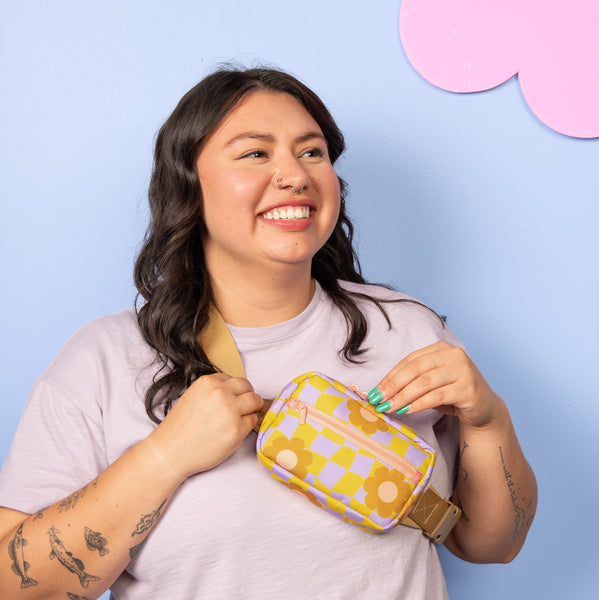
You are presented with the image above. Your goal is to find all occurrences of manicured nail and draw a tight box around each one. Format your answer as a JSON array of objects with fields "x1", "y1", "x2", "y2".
[
  {"x1": 375, "y1": 401, "x2": 391, "y2": 413},
  {"x1": 396, "y1": 405, "x2": 410, "y2": 416},
  {"x1": 367, "y1": 388, "x2": 384, "y2": 405}
]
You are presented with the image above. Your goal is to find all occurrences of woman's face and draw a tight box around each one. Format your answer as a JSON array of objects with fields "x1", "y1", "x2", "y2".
[{"x1": 196, "y1": 91, "x2": 341, "y2": 279}]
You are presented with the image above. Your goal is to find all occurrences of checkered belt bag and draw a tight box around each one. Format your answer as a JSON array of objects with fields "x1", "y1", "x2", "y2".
[{"x1": 256, "y1": 371, "x2": 459, "y2": 539}]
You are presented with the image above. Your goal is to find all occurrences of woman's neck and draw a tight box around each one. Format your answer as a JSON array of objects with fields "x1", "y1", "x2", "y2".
[{"x1": 208, "y1": 265, "x2": 315, "y2": 327}]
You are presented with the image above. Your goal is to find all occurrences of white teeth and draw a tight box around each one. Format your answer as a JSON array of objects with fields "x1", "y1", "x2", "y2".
[{"x1": 261, "y1": 206, "x2": 311, "y2": 220}]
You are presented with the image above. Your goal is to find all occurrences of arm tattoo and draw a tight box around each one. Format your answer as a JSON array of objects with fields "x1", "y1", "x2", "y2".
[
  {"x1": 499, "y1": 446, "x2": 535, "y2": 540},
  {"x1": 67, "y1": 594, "x2": 90, "y2": 600},
  {"x1": 57, "y1": 478, "x2": 99, "y2": 514},
  {"x1": 58, "y1": 487, "x2": 87, "y2": 513},
  {"x1": 127, "y1": 499, "x2": 168, "y2": 560},
  {"x1": 32, "y1": 510, "x2": 45, "y2": 521},
  {"x1": 129, "y1": 538, "x2": 148, "y2": 560},
  {"x1": 131, "y1": 499, "x2": 167, "y2": 537},
  {"x1": 8, "y1": 523, "x2": 38, "y2": 588},
  {"x1": 48, "y1": 527, "x2": 101, "y2": 588},
  {"x1": 458, "y1": 441, "x2": 469, "y2": 481},
  {"x1": 84, "y1": 527, "x2": 109, "y2": 557}
]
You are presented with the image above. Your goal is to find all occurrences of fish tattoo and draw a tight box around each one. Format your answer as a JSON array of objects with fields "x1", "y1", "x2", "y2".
[
  {"x1": 8, "y1": 523, "x2": 38, "y2": 588},
  {"x1": 84, "y1": 527, "x2": 109, "y2": 557},
  {"x1": 48, "y1": 527, "x2": 101, "y2": 588}
]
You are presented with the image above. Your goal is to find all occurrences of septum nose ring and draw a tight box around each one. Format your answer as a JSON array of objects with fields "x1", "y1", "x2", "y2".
[{"x1": 275, "y1": 177, "x2": 304, "y2": 194}]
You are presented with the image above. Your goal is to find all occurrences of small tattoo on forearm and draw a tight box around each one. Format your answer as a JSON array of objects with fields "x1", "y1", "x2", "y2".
[
  {"x1": 458, "y1": 441, "x2": 469, "y2": 481},
  {"x1": 8, "y1": 523, "x2": 38, "y2": 588},
  {"x1": 32, "y1": 510, "x2": 45, "y2": 521},
  {"x1": 129, "y1": 538, "x2": 147, "y2": 560},
  {"x1": 499, "y1": 447, "x2": 534, "y2": 540},
  {"x1": 57, "y1": 478, "x2": 98, "y2": 513},
  {"x1": 67, "y1": 593, "x2": 90, "y2": 600},
  {"x1": 58, "y1": 486, "x2": 88, "y2": 513},
  {"x1": 131, "y1": 499, "x2": 167, "y2": 537},
  {"x1": 48, "y1": 527, "x2": 101, "y2": 588},
  {"x1": 84, "y1": 527, "x2": 109, "y2": 557}
]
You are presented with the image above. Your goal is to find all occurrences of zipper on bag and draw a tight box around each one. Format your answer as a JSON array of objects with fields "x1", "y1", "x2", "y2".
[{"x1": 287, "y1": 398, "x2": 424, "y2": 484}]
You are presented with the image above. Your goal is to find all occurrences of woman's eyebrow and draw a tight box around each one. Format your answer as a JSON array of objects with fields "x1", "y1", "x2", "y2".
[
  {"x1": 224, "y1": 131, "x2": 326, "y2": 147},
  {"x1": 296, "y1": 132, "x2": 326, "y2": 144},
  {"x1": 225, "y1": 132, "x2": 275, "y2": 147}
]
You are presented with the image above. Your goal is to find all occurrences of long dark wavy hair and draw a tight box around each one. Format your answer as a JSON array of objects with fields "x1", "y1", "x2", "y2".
[{"x1": 135, "y1": 65, "x2": 403, "y2": 424}]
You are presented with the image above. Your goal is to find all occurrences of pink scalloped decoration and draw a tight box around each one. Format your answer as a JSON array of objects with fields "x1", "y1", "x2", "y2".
[{"x1": 399, "y1": 0, "x2": 599, "y2": 138}]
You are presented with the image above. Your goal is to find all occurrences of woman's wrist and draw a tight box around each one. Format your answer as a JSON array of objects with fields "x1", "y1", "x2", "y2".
[
  {"x1": 458, "y1": 394, "x2": 513, "y2": 440},
  {"x1": 138, "y1": 431, "x2": 188, "y2": 489}
]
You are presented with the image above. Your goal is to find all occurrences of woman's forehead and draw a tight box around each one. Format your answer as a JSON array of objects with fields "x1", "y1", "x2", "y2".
[{"x1": 207, "y1": 91, "x2": 322, "y2": 145}]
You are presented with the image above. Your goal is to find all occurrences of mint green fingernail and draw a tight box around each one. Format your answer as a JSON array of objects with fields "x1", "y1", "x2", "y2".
[
  {"x1": 396, "y1": 405, "x2": 410, "y2": 416},
  {"x1": 367, "y1": 388, "x2": 383, "y2": 405},
  {"x1": 366, "y1": 387, "x2": 379, "y2": 399},
  {"x1": 375, "y1": 401, "x2": 391, "y2": 413}
]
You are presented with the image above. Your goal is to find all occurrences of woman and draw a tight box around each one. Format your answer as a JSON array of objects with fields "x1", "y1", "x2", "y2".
[{"x1": 0, "y1": 66, "x2": 536, "y2": 599}]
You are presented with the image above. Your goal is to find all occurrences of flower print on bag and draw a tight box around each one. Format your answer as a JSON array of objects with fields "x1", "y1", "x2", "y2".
[
  {"x1": 364, "y1": 467, "x2": 412, "y2": 519},
  {"x1": 269, "y1": 435, "x2": 313, "y2": 479},
  {"x1": 347, "y1": 401, "x2": 389, "y2": 436}
]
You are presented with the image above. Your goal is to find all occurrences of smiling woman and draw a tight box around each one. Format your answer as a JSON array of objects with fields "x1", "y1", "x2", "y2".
[
  {"x1": 0, "y1": 65, "x2": 536, "y2": 600},
  {"x1": 197, "y1": 91, "x2": 341, "y2": 325}
]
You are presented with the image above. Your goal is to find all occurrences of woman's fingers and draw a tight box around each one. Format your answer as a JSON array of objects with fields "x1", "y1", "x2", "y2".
[
  {"x1": 367, "y1": 342, "x2": 485, "y2": 416},
  {"x1": 155, "y1": 374, "x2": 264, "y2": 477},
  {"x1": 379, "y1": 367, "x2": 459, "y2": 414},
  {"x1": 238, "y1": 390, "x2": 264, "y2": 417},
  {"x1": 367, "y1": 342, "x2": 455, "y2": 412},
  {"x1": 367, "y1": 342, "x2": 501, "y2": 428}
]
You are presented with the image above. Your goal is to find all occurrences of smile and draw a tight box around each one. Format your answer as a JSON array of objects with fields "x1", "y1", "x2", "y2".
[{"x1": 260, "y1": 206, "x2": 311, "y2": 220}]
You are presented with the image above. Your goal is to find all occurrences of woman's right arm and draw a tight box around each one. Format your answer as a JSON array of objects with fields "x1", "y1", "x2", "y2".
[{"x1": 0, "y1": 373, "x2": 262, "y2": 600}]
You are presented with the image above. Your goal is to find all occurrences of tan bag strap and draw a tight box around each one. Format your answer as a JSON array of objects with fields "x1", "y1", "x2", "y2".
[
  {"x1": 199, "y1": 304, "x2": 460, "y2": 541},
  {"x1": 199, "y1": 303, "x2": 246, "y2": 378},
  {"x1": 198, "y1": 304, "x2": 273, "y2": 432}
]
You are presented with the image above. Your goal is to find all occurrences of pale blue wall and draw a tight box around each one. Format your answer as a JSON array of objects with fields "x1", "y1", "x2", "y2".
[{"x1": 1, "y1": 2, "x2": 597, "y2": 599}]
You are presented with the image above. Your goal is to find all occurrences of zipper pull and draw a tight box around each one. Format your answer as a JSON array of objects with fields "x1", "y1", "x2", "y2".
[
  {"x1": 348, "y1": 384, "x2": 369, "y2": 403},
  {"x1": 298, "y1": 402, "x2": 307, "y2": 425}
]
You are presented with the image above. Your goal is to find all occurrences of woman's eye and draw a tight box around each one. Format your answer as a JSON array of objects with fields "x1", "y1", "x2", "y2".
[
  {"x1": 239, "y1": 150, "x2": 268, "y2": 159},
  {"x1": 301, "y1": 147, "x2": 325, "y2": 159}
]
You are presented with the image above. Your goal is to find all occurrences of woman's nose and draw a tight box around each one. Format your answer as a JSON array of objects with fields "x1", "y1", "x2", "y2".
[{"x1": 272, "y1": 158, "x2": 310, "y2": 194}]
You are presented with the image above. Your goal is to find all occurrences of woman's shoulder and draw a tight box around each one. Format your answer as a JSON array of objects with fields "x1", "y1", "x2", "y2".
[
  {"x1": 337, "y1": 280, "x2": 455, "y2": 341},
  {"x1": 338, "y1": 280, "x2": 416, "y2": 302},
  {"x1": 40, "y1": 308, "x2": 152, "y2": 387},
  {"x1": 54, "y1": 308, "x2": 143, "y2": 355},
  {"x1": 74, "y1": 307, "x2": 141, "y2": 338},
  {"x1": 338, "y1": 280, "x2": 437, "y2": 317}
]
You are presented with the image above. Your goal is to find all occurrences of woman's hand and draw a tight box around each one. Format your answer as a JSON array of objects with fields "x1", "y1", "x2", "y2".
[
  {"x1": 367, "y1": 341, "x2": 504, "y2": 429},
  {"x1": 147, "y1": 373, "x2": 264, "y2": 482},
  {"x1": 368, "y1": 341, "x2": 537, "y2": 562}
]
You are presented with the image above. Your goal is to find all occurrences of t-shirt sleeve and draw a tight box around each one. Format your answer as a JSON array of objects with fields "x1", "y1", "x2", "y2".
[{"x1": 0, "y1": 379, "x2": 107, "y2": 513}]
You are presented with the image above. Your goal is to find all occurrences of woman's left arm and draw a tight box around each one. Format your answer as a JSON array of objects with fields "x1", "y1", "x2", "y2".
[{"x1": 369, "y1": 341, "x2": 537, "y2": 563}]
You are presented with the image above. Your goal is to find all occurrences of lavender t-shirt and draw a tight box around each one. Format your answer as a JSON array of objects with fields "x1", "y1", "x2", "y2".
[{"x1": 0, "y1": 281, "x2": 461, "y2": 599}]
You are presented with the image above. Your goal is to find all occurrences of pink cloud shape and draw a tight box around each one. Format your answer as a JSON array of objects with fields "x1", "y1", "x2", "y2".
[{"x1": 399, "y1": 0, "x2": 599, "y2": 138}]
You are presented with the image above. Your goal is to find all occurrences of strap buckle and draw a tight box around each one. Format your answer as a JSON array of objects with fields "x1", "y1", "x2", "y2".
[{"x1": 403, "y1": 487, "x2": 462, "y2": 544}]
